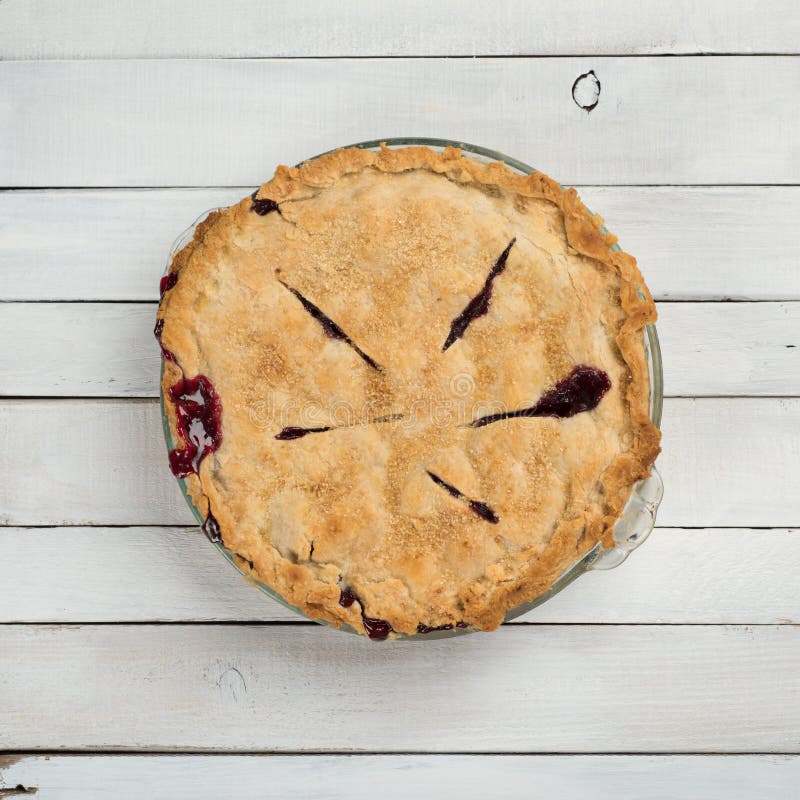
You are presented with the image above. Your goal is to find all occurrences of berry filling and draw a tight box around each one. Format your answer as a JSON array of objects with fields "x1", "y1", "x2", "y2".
[
  {"x1": 468, "y1": 500, "x2": 500, "y2": 524},
  {"x1": 167, "y1": 375, "x2": 223, "y2": 478},
  {"x1": 417, "y1": 622, "x2": 469, "y2": 634},
  {"x1": 426, "y1": 470, "x2": 499, "y2": 524},
  {"x1": 159, "y1": 273, "x2": 178, "y2": 299},
  {"x1": 470, "y1": 365, "x2": 612, "y2": 428},
  {"x1": 275, "y1": 415, "x2": 402, "y2": 441},
  {"x1": 275, "y1": 425, "x2": 333, "y2": 441},
  {"x1": 339, "y1": 587, "x2": 358, "y2": 608},
  {"x1": 361, "y1": 616, "x2": 394, "y2": 641},
  {"x1": 250, "y1": 191, "x2": 280, "y2": 216},
  {"x1": 153, "y1": 318, "x2": 176, "y2": 362},
  {"x1": 443, "y1": 238, "x2": 516, "y2": 351},
  {"x1": 202, "y1": 510, "x2": 222, "y2": 544},
  {"x1": 338, "y1": 586, "x2": 394, "y2": 640},
  {"x1": 417, "y1": 623, "x2": 453, "y2": 634}
]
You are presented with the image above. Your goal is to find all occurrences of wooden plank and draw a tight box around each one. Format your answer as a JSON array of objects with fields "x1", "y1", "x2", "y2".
[
  {"x1": 1, "y1": 527, "x2": 796, "y2": 624},
  {"x1": 0, "y1": 189, "x2": 242, "y2": 301},
  {"x1": 2, "y1": 0, "x2": 798, "y2": 58},
  {"x1": 0, "y1": 400, "x2": 195, "y2": 527},
  {"x1": 3, "y1": 755, "x2": 800, "y2": 800},
  {"x1": 2, "y1": 58, "x2": 798, "y2": 187},
  {"x1": 579, "y1": 187, "x2": 800, "y2": 302},
  {"x1": 0, "y1": 304, "x2": 156, "y2": 398},
  {"x1": 3, "y1": 187, "x2": 798, "y2": 302},
  {"x1": 1, "y1": 624, "x2": 798, "y2": 751},
  {"x1": 657, "y1": 398, "x2": 800, "y2": 527},
  {"x1": 0, "y1": 398, "x2": 797, "y2": 527},
  {"x1": 656, "y1": 302, "x2": 800, "y2": 396},
  {"x1": 2, "y1": 301, "x2": 798, "y2": 398}
]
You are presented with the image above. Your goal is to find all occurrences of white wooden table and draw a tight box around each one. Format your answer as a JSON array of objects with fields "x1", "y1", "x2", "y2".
[{"x1": 1, "y1": 2, "x2": 799, "y2": 797}]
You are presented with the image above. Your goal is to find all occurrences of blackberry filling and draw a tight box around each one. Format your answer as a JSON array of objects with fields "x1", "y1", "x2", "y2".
[
  {"x1": 417, "y1": 623, "x2": 453, "y2": 634},
  {"x1": 202, "y1": 511, "x2": 222, "y2": 544},
  {"x1": 275, "y1": 415, "x2": 402, "y2": 441},
  {"x1": 416, "y1": 622, "x2": 469, "y2": 633},
  {"x1": 443, "y1": 238, "x2": 516, "y2": 351},
  {"x1": 338, "y1": 587, "x2": 358, "y2": 608},
  {"x1": 361, "y1": 616, "x2": 393, "y2": 641},
  {"x1": 426, "y1": 470, "x2": 499, "y2": 524},
  {"x1": 250, "y1": 192, "x2": 280, "y2": 216},
  {"x1": 275, "y1": 425, "x2": 332, "y2": 441},
  {"x1": 470, "y1": 365, "x2": 612, "y2": 428},
  {"x1": 338, "y1": 587, "x2": 394, "y2": 640}
]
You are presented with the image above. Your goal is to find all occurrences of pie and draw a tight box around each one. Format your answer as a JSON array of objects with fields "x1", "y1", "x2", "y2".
[{"x1": 156, "y1": 145, "x2": 661, "y2": 639}]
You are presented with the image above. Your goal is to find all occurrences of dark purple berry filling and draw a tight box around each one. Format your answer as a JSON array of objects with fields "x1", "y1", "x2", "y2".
[
  {"x1": 275, "y1": 425, "x2": 333, "y2": 441},
  {"x1": 167, "y1": 375, "x2": 223, "y2": 478},
  {"x1": 468, "y1": 500, "x2": 500, "y2": 524},
  {"x1": 426, "y1": 470, "x2": 499, "y2": 524},
  {"x1": 443, "y1": 238, "x2": 516, "y2": 351},
  {"x1": 338, "y1": 587, "x2": 393, "y2": 639},
  {"x1": 417, "y1": 621, "x2": 469, "y2": 634},
  {"x1": 202, "y1": 510, "x2": 222, "y2": 544},
  {"x1": 362, "y1": 615, "x2": 394, "y2": 641},
  {"x1": 339, "y1": 587, "x2": 358, "y2": 608},
  {"x1": 417, "y1": 622, "x2": 454, "y2": 634},
  {"x1": 159, "y1": 273, "x2": 178, "y2": 299},
  {"x1": 470, "y1": 365, "x2": 612, "y2": 428},
  {"x1": 529, "y1": 364, "x2": 612, "y2": 418},
  {"x1": 250, "y1": 192, "x2": 280, "y2": 216}
]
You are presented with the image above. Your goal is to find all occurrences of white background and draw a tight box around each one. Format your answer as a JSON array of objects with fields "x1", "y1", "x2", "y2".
[{"x1": 1, "y1": 1, "x2": 799, "y2": 797}]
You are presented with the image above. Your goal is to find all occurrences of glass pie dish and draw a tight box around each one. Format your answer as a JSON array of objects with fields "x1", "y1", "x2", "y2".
[{"x1": 160, "y1": 137, "x2": 664, "y2": 639}]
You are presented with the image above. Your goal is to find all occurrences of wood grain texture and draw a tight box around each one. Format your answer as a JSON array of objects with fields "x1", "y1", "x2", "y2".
[
  {"x1": 0, "y1": 398, "x2": 797, "y2": 527},
  {"x1": 2, "y1": 58, "x2": 798, "y2": 186},
  {"x1": 0, "y1": 304, "x2": 156, "y2": 397},
  {"x1": 2, "y1": 0, "x2": 798, "y2": 58},
  {"x1": 2, "y1": 755, "x2": 800, "y2": 800},
  {"x1": 0, "y1": 400, "x2": 193, "y2": 527},
  {"x1": 2, "y1": 624, "x2": 799, "y2": 751},
  {"x1": 657, "y1": 302, "x2": 800, "y2": 396},
  {"x1": 1, "y1": 527, "x2": 796, "y2": 624},
  {"x1": 2, "y1": 302, "x2": 798, "y2": 397},
  {"x1": 3, "y1": 187, "x2": 798, "y2": 302}
]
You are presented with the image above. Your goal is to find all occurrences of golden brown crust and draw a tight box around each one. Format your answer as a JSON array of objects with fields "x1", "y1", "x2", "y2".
[{"x1": 157, "y1": 145, "x2": 660, "y2": 638}]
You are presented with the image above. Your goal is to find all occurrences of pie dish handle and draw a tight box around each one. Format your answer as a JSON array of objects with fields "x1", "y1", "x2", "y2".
[{"x1": 589, "y1": 466, "x2": 664, "y2": 570}]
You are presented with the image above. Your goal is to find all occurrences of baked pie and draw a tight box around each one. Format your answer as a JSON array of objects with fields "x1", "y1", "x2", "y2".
[{"x1": 156, "y1": 145, "x2": 661, "y2": 639}]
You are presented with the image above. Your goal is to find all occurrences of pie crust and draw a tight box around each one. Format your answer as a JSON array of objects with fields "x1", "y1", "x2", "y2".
[{"x1": 157, "y1": 145, "x2": 661, "y2": 639}]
